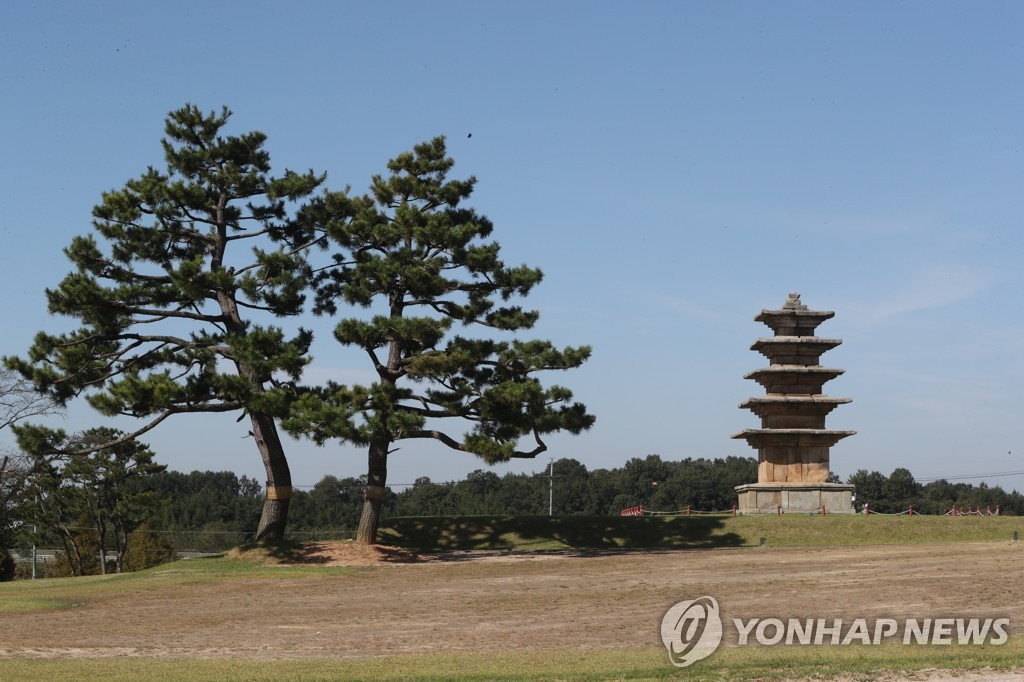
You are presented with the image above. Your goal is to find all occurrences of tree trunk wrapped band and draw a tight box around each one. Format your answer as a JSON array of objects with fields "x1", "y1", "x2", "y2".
[
  {"x1": 265, "y1": 485, "x2": 292, "y2": 501},
  {"x1": 365, "y1": 485, "x2": 387, "y2": 502}
]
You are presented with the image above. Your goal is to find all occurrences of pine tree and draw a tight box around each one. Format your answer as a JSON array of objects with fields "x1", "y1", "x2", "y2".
[
  {"x1": 286, "y1": 137, "x2": 594, "y2": 543},
  {"x1": 5, "y1": 105, "x2": 324, "y2": 540}
]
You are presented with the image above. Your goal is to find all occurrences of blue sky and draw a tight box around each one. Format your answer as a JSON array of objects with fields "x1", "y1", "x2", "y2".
[{"x1": 2, "y1": 2, "x2": 1023, "y2": 494}]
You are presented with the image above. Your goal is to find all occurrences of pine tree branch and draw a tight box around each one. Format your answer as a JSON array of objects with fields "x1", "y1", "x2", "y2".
[
  {"x1": 233, "y1": 234, "x2": 327, "y2": 276},
  {"x1": 58, "y1": 410, "x2": 181, "y2": 456},
  {"x1": 402, "y1": 428, "x2": 547, "y2": 459},
  {"x1": 100, "y1": 264, "x2": 174, "y2": 285},
  {"x1": 234, "y1": 299, "x2": 280, "y2": 313},
  {"x1": 118, "y1": 333, "x2": 223, "y2": 350},
  {"x1": 115, "y1": 304, "x2": 223, "y2": 324},
  {"x1": 394, "y1": 402, "x2": 460, "y2": 419},
  {"x1": 54, "y1": 401, "x2": 243, "y2": 457},
  {"x1": 225, "y1": 226, "x2": 271, "y2": 242},
  {"x1": 403, "y1": 429, "x2": 467, "y2": 451},
  {"x1": 508, "y1": 433, "x2": 547, "y2": 459},
  {"x1": 367, "y1": 347, "x2": 404, "y2": 381}
]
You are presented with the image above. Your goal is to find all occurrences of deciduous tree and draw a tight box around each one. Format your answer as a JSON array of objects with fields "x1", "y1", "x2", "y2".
[
  {"x1": 0, "y1": 368, "x2": 60, "y2": 434},
  {"x1": 0, "y1": 449, "x2": 34, "y2": 580},
  {"x1": 21, "y1": 429, "x2": 166, "y2": 574},
  {"x1": 0, "y1": 368, "x2": 61, "y2": 567},
  {"x1": 68, "y1": 428, "x2": 166, "y2": 573}
]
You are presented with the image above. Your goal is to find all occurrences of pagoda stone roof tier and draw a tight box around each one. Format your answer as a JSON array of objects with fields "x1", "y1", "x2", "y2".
[
  {"x1": 740, "y1": 395, "x2": 851, "y2": 428},
  {"x1": 731, "y1": 429, "x2": 856, "y2": 448},
  {"x1": 740, "y1": 395, "x2": 851, "y2": 406},
  {"x1": 754, "y1": 293, "x2": 834, "y2": 337},
  {"x1": 744, "y1": 366, "x2": 844, "y2": 393},
  {"x1": 750, "y1": 337, "x2": 842, "y2": 365},
  {"x1": 739, "y1": 395, "x2": 851, "y2": 415}
]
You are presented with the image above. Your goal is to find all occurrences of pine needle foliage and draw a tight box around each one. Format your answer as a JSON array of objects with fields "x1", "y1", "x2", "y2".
[
  {"x1": 4, "y1": 105, "x2": 325, "y2": 540},
  {"x1": 286, "y1": 137, "x2": 594, "y2": 543}
]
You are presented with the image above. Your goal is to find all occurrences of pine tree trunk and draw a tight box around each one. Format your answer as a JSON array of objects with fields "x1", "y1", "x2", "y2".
[
  {"x1": 56, "y1": 529, "x2": 81, "y2": 577},
  {"x1": 257, "y1": 497, "x2": 291, "y2": 541},
  {"x1": 97, "y1": 527, "x2": 107, "y2": 575},
  {"x1": 212, "y1": 234, "x2": 293, "y2": 543},
  {"x1": 251, "y1": 411, "x2": 292, "y2": 542},
  {"x1": 114, "y1": 530, "x2": 126, "y2": 574},
  {"x1": 69, "y1": 537, "x2": 84, "y2": 576},
  {"x1": 96, "y1": 507, "x2": 107, "y2": 575},
  {"x1": 355, "y1": 438, "x2": 389, "y2": 545},
  {"x1": 355, "y1": 497, "x2": 381, "y2": 545}
]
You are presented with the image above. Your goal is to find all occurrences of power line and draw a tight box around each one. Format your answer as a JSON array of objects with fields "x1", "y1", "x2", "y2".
[{"x1": 915, "y1": 469, "x2": 1024, "y2": 483}]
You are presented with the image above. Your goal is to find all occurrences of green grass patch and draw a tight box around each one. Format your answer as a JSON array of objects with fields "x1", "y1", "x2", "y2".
[
  {"x1": 0, "y1": 595, "x2": 73, "y2": 613},
  {"x1": 0, "y1": 639, "x2": 1021, "y2": 681},
  {"x1": 378, "y1": 513, "x2": 1024, "y2": 552},
  {"x1": 0, "y1": 551, "x2": 356, "y2": 614}
]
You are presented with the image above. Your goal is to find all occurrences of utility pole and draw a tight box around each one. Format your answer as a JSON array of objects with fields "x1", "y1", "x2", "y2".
[
  {"x1": 32, "y1": 525, "x2": 37, "y2": 580},
  {"x1": 548, "y1": 458, "x2": 554, "y2": 516}
]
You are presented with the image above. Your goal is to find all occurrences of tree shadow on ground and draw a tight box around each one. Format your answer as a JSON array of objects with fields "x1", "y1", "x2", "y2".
[
  {"x1": 378, "y1": 515, "x2": 744, "y2": 554},
  {"x1": 234, "y1": 539, "x2": 433, "y2": 564},
  {"x1": 234, "y1": 539, "x2": 331, "y2": 563}
]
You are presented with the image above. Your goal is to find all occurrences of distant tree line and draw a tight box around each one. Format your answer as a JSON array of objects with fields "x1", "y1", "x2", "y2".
[
  {"x1": 847, "y1": 467, "x2": 1024, "y2": 515},
  {"x1": 7, "y1": 455, "x2": 1023, "y2": 580},
  {"x1": 387, "y1": 458, "x2": 1024, "y2": 518},
  {"x1": 85, "y1": 454, "x2": 761, "y2": 549}
]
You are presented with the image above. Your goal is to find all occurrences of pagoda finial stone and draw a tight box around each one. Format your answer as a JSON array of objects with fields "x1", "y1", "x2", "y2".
[{"x1": 784, "y1": 292, "x2": 806, "y2": 310}]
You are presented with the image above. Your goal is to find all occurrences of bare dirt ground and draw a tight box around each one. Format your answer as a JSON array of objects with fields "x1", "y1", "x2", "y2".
[{"x1": 2, "y1": 541, "x2": 1023, "y2": 680}]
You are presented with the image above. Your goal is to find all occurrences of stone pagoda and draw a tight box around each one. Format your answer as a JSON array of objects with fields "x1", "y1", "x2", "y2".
[{"x1": 733, "y1": 293, "x2": 856, "y2": 514}]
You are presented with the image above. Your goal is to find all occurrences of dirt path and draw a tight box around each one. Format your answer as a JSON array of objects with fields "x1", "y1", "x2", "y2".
[{"x1": 1, "y1": 541, "x2": 1022, "y2": 679}]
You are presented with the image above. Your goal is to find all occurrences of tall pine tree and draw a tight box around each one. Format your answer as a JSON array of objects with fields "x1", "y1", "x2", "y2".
[
  {"x1": 286, "y1": 137, "x2": 594, "y2": 543},
  {"x1": 6, "y1": 105, "x2": 324, "y2": 540}
]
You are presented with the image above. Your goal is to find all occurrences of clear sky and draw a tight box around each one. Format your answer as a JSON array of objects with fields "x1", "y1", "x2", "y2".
[{"x1": 2, "y1": 2, "x2": 1023, "y2": 493}]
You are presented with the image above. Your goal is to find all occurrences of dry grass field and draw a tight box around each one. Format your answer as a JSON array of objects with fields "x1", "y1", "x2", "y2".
[{"x1": 1, "y1": 539, "x2": 1023, "y2": 680}]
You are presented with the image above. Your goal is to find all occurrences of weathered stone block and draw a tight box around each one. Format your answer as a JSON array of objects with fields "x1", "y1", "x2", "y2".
[{"x1": 735, "y1": 483, "x2": 855, "y2": 514}]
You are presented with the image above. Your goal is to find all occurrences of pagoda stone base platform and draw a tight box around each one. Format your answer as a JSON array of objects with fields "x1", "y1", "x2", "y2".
[{"x1": 735, "y1": 482, "x2": 855, "y2": 514}]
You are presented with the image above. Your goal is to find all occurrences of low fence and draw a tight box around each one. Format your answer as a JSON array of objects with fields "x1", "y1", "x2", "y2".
[{"x1": 8, "y1": 548, "x2": 224, "y2": 565}]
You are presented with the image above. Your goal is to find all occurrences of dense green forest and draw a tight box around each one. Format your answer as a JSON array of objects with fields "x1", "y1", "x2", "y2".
[
  {"x1": 142, "y1": 456, "x2": 1021, "y2": 539},
  {"x1": 127, "y1": 455, "x2": 759, "y2": 552},
  {"x1": 7, "y1": 454, "x2": 1023, "y2": 579}
]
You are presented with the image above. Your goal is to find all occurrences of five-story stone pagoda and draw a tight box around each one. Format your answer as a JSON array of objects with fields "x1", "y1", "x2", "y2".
[{"x1": 733, "y1": 293, "x2": 856, "y2": 514}]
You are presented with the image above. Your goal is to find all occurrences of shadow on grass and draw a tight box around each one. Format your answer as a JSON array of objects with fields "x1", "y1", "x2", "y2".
[{"x1": 378, "y1": 515, "x2": 743, "y2": 554}]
